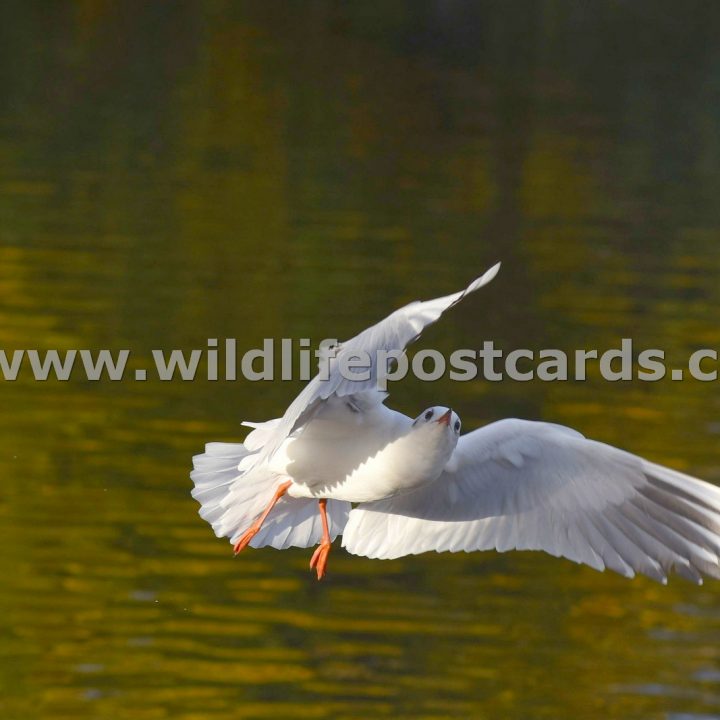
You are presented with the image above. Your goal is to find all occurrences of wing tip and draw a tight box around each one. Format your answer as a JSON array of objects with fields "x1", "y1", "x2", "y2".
[{"x1": 466, "y1": 261, "x2": 501, "y2": 294}]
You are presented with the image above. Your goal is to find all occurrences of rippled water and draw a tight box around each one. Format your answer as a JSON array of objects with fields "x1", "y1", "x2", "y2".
[{"x1": 2, "y1": 3, "x2": 720, "y2": 718}]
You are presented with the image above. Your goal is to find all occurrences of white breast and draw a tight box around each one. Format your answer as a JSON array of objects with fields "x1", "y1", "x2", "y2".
[{"x1": 274, "y1": 404, "x2": 456, "y2": 503}]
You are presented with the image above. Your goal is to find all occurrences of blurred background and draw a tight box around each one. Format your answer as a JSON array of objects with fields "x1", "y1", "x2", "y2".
[{"x1": 2, "y1": 2, "x2": 720, "y2": 718}]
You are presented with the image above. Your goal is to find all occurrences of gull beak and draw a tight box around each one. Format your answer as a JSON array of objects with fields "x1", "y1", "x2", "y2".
[{"x1": 436, "y1": 409, "x2": 452, "y2": 427}]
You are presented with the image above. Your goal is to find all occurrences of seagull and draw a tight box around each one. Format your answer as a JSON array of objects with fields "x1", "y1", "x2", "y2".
[{"x1": 191, "y1": 263, "x2": 720, "y2": 583}]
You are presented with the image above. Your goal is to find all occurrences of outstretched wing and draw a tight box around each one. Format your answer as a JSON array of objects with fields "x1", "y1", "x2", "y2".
[
  {"x1": 253, "y1": 263, "x2": 501, "y2": 465},
  {"x1": 342, "y1": 419, "x2": 720, "y2": 584}
]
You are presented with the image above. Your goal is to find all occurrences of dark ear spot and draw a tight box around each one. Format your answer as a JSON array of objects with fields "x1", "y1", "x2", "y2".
[
  {"x1": 454, "y1": 420, "x2": 461, "y2": 432},
  {"x1": 424, "y1": 409, "x2": 434, "y2": 420}
]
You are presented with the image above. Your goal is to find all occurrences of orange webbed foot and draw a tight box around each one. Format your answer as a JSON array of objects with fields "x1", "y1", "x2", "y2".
[
  {"x1": 232, "y1": 480, "x2": 293, "y2": 556},
  {"x1": 233, "y1": 527, "x2": 258, "y2": 555},
  {"x1": 309, "y1": 541, "x2": 332, "y2": 580}
]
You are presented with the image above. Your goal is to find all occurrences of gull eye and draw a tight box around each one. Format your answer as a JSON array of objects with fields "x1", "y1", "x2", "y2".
[
  {"x1": 424, "y1": 409, "x2": 434, "y2": 420},
  {"x1": 454, "y1": 420, "x2": 461, "y2": 432}
]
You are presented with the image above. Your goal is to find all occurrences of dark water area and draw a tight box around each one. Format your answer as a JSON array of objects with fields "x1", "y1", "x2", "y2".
[{"x1": 1, "y1": 3, "x2": 720, "y2": 718}]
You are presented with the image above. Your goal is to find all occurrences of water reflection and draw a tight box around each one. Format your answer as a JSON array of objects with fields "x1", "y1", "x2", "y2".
[{"x1": 1, "y1": 2, "x2": 720, "y2": 719}]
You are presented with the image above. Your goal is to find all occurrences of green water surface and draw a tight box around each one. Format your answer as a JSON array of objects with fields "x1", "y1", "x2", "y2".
[{"x1": 1, "y1": 3, "x2": 720, "y2": 718}]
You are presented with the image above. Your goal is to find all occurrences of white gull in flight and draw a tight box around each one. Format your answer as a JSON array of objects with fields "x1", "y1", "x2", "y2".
[{"x1": 191, "y1": 263, "x2": 720, "y2": 583}]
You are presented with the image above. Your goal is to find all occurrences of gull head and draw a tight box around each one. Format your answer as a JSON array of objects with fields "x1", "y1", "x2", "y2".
[
  {"x1": 413, "y1": 406, "x2": 462, "y2": 435},
  {"x1": 406, "y1": 406, "x2": 462, "y2": 478}
]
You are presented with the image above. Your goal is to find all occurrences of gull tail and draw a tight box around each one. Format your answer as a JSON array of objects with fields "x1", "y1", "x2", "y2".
[{"x1": 191, "y1": 432, "x2": 350, "y2": 550}]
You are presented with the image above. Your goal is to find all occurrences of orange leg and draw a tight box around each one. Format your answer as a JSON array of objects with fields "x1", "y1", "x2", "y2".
[
  {"x1": 233, "y1": 480, "x2": 293, "y2": 555},
  {"x1": 309, "y1": 499, "x2": 332, "y2": 580}
]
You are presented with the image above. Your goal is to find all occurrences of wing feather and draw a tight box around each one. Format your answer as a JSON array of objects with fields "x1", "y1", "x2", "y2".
[
  {"x1": 250, "y1": 263, "x2": 500, "y2": 466},
  {"x1": 342, "y1": 419, "x2": 720, "y2": 583}
]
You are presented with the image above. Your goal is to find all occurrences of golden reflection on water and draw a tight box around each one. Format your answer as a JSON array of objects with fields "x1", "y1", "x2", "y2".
[{"x1": 2, "y1": 3, "x2": 720, "y2": 719}]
